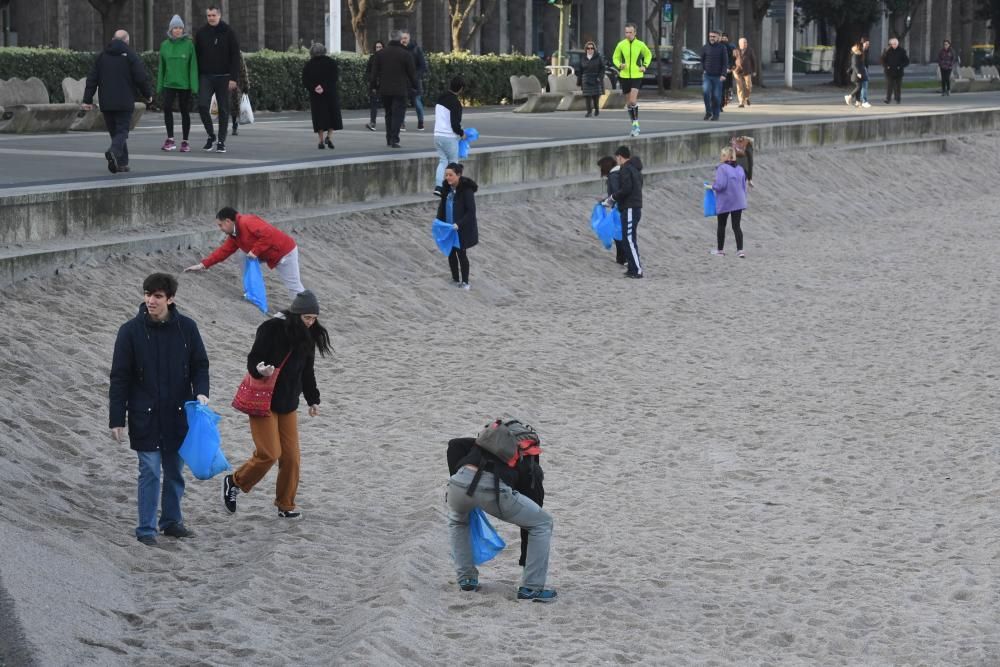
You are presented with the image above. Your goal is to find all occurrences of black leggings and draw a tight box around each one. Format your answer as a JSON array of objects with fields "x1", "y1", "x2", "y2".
[
  {"x1": 584, "y1": 94, "x2": 600, "y2": 113},
  {"x1": 717, "y1": 210, "x2": 743, "y2": 251},
  {"x1": 448, "y1": 247, "x2": 469, "y2": 283},
  {"x1": 162, "y1": 88, "x2": 192, "y2": 140},
  {"x1": 848, "y1": 78, "x2": 862, "y2": 103},
  {"x1": 941, "y1": 69, "x2": 951, "y2": 93}
]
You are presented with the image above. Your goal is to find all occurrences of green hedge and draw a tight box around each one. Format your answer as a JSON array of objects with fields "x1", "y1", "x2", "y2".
[{"x1": 0, "y1": 46, "x2": 546, "y2": 110}]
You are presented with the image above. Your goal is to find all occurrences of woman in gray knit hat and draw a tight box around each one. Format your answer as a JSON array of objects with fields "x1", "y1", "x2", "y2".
[
  {"x1": 157, "y1": 15, "x2": 199, "y2": 152},
  {"x1": 222, "y1": 290, "x2": 332, "y2": 519}
]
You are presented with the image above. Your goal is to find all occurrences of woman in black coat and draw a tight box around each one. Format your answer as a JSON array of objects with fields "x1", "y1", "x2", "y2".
[
  {"x1": 301, "y1": 43, "x2": 343, "y2": 149},
  {"x1": 579, "y1": 41, "x2": 605, "y2": 117},
  {"x1": 435, "y1": 162, "x2": 479, "y2": 289}
]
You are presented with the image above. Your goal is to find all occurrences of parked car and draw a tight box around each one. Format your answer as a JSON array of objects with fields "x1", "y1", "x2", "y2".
[
  {"x1": 566, "y1": 48, "x2": 620, "y2": 89},
  {"x1": 641, "y1": 47, "x2": 703, "y2": 88}
]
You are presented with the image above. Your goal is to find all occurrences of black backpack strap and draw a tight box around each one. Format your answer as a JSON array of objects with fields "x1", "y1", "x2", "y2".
[{"x1": 465, "y1": 465, "x2": 485, "y2": 497}]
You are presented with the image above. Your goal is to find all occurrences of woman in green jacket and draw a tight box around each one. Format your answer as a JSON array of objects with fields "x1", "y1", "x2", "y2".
[{"x1": 157, "y1": 15, "x2": 199, "y2": 152}]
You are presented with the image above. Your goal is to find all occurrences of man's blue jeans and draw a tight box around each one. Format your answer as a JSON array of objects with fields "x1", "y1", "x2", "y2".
[
  {"x1": 136, "y1": 449, "x2": 185, "y2": 538},
  {"x1": 702, "y1": 74, "x2": 723, "y2": 117}
]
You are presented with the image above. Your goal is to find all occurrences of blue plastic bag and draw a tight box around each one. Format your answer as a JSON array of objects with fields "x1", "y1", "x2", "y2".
[
  {"x1": 703, "y1": 184, "x2": 717, "y2": 217},
  {"x1": 457, "y1": 127, "x2": 479, "y2": 158},
  {"x1": 432, "y1": 219, "x2": 460, "y2": 255},
  {"x1": 610, "y1": 207, "x2": 622, "y2": 241},
  {"x1": 178, "y1": 401, "x2": 231, "y2": 480},
  {"x1": 590, "y1": 203, "x2": 614, "y2": 249},
  {"x1": 242, "y1": 256, "x2": 269, "y2": 314},
  {"x1": 469, "y1": 507, "x2": 505, "y2": 565}
]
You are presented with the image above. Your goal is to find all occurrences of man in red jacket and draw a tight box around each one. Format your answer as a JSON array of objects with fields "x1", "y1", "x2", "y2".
[{"x1": 184, "y1": 207, "x2": 305, "y2": 297}]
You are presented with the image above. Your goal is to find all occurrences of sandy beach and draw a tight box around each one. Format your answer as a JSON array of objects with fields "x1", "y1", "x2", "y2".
[{"x1": 1, "y1": 132, "x2": 999, "y2": 665}]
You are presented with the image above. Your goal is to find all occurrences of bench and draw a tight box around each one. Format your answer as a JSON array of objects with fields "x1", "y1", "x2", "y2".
[
  {"x1": 945, "y1": 66, "x2": 972, "y2": 93},
  {"x1": 61, "y1": 77, "x2": 146, "y2": 132},
  {"x1": 550, "y1": 73, "x2": 589, "y2": 111},
  {"x1": 509, "y1": 75, "x2": 563, "y2": 113},
  {"x1": 0, "y1": 77, "x2": 79, "y2": 133},
  {"x1": 599, "y1": 75, "x2": 625, "y2": 110}
]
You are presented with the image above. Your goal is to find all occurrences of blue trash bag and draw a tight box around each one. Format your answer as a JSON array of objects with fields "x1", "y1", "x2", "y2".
[
  {"x1": 457, "y1": 127, "x2": 479, "y2": 158},
  {"x1": 469, "y1": 507, "x2": 505, "y2": 565},
  {"x1": 703, "y1": 184, "x2": 717, "y2": 217},
  {"x1": 464, "y1": 127, "x2": 479, "y2": 142},
  {"x1": 432, "y1": 219, "x2": 460, "y2": 256},
  {"x1": 610, "y1": 207, "x2": 622, "y2": 241},
  {"x1": 590, "y1": 203, "x2": 614, "y2": 249},
  {"x1": 242, "y1": 256, "x2": 269, "y2": 314},
  {"x1": 178, "y1": 401, "x2": 231, "y2": 480}
]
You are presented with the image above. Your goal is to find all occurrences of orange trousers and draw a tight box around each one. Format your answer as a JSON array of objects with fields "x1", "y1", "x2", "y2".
[{"x1": 234, "y1": 411, "x2": 300, "y2": 511}]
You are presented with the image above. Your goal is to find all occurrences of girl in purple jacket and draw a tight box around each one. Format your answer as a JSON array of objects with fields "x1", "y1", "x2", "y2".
[{"x1": 710, "y1": 146, "x2": 748, "y2": 258}]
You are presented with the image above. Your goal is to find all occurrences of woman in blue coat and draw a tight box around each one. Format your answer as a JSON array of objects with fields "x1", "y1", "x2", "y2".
[{"x1": 435, "y1": 162, "x2": 479, "y2": 289}]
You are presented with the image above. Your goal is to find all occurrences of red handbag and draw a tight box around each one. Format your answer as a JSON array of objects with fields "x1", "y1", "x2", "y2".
[{"x1": 232, "y1": 352, "x2": 292, "y2": 417}]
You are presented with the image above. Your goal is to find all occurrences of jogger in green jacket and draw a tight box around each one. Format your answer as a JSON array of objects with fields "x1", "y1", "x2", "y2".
[
  {"x1": 157, "y1": 15, "x2": 199, "y2": 152},
  {"x1": 612, "y1": 23, "x2": 652, "y2": 137}
]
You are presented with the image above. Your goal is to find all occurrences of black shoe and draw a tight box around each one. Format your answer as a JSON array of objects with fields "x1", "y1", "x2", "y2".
[
  {"x1": 162, "y1": 523, "x2": 193, "y2": 539},
  {"x1": 215, "y1": 141, "x2": 226, "y2": 153},
  {"x1": 390, "y1": 142, "x2": 401, "y2": 148},
  {"x1": 585, "y1": 110, "x2": 593, "y2": 118},
  {"x1": 884, "y1": 99, "x2": 891, "y2": 104},
  {"x1": 417, "y1": 123, "x2": 425, "y2": 131},
  {"x1": 325, "y1": 137, "x2": 334, "y2": 149},
  {"x1": 277, "y1": 509, "x2": 302, "y2": 519},
  {"x1": 203, "y1": 137, "x2": 216, "y2": 151},
  {"x1": 318, "y1": 142, "x2": 325, "y2": 149},
  {"x1": 137, "y1": 534, "x2": 157, "y2": 546},
  {"x1": 104, "y1": 150, "x2": 118, "y2": 173},
  {"x1": 711, "y1": 116, "x2": 719, "y2": 121},
  {"x1": 400, "y1": 123, "x2": 407, "y2": 132},
  {"x1": 703, "y1": 113, "x2": 711, "y2": 120},
  {"x1": 625, "y1": 272, "x2": 644, "y2": 279},
  {"x1": 594, "y1": 110, "x2": 599, "y2": 116},
  {"x1": 118, "y1": 165, "x2": 131, "y2": 172},
  {"x1": 366, "y1": 122, "x2": 376, "y2": 131},
  {"x1": 232, "y1": 124, "x2": 238, "y2": 136},
  {"x1": 223, "y1": 474, "x2": 239, "y2": 514}
]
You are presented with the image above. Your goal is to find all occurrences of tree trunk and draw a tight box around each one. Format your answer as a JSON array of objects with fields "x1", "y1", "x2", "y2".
[
  {"x1": 460, "y1": 0, "x2": 497, "y2": 50},
  {"x1": 833, "y1": 22, "x2": 869, "y2": 84},
  {"x1": 347, "y1": 0, "x2": 370, "y2": 54},
  {"x1": 670, "y1": 0, "x2": 689, "y2": 92},
  {"x1": 751, "y1": 0, "x2": 769, "y2": 87},
  {"x1": 88, "y1": 0, "x2": 128, "y2": 45},
  {"x1": 645, "y1": 0, "x2": 664, "y2": 94}
]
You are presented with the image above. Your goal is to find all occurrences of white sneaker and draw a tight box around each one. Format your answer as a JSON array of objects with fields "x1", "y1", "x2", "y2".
[
  {"x1": 844, "y1": 94, "x2": 852, "y2": 106},
  {"x1": 737, "y1": 250, "x2": 745, "y2": 258},
  {"x1": 710, "y1": 249, "x2": 725, "y2": 257},
  {"x1": 460, "y1": 282, "x2": 471, "y2": 290},
  {"x1": 861, "y1": 102, "x2": 871, "y2": 108}
]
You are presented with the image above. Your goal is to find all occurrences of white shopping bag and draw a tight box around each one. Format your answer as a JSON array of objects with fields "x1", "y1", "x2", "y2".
[
  {"x1": 239, "y1": 93, "x2": 254, "y2": 125},
  {"x1": 209, "y1": 93, "x2": 218, "y2": 116}
]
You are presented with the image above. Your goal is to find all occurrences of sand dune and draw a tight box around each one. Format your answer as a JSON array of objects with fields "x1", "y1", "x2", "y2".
[{"x1": 1, "y1": 134, "x2": 999, "y2": 665}]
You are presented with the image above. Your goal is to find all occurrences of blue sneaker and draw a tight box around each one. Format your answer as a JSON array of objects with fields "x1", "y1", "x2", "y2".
[
  {"x1": 517, "y1": 587, "x2": 557, "y2": 602},
  {"x1": 458, "y1": 578, "x2": 479, "y2": 592}
]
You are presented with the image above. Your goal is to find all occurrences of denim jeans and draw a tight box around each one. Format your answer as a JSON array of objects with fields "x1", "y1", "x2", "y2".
[
  {"x1": 434, "y1": 135, "x2": 460, "y2": 188},
  {"x1": 702, "y1": 74, "x2": 723, "y2": 117},
  {"x1": 860, "y1": 80, "x2": 869, "y2": 103},
  {"x1": 447, "y1": 466, "x2": 553, "y2": 590},
  {"x1": 136, "y1": 449, "x2": 185, "y2": 538}
]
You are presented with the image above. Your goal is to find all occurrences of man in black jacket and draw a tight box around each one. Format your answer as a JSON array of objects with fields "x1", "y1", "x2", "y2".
[
  {"x1": 194, "y1": 5, "x2": 241, "y2": 152},
  {"x1": 604, "y1": 145, "x2": 645, "y2": 278},
  {"x1": 700, "y1": 29, "x2": 729, "y2": 120},
  {"x1": 371, "y1": 30, "x2": 417, "y2": 148},
  {"x1": 82, "y1": 30, "x2": 153, "y2": 174},
  {"x1": 400, "y1": 30, "x2": 428, "y2": 131},
  {"x1": 109, "y1": 273, "x2": 210, "y2": 545},
  {"x1": 881, "y1": 37, "x2": 909, "y2": 104}
]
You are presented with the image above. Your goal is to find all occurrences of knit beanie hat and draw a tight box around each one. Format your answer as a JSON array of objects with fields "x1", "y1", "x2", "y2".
[
  {"x1": 167, "y1": 15, "x2": 186, "y2": 39},
  {"x1": 289, "y1": 290, "x2": 319, "y2": 315}
]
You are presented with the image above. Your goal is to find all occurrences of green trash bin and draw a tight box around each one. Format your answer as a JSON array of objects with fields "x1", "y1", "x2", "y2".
[{"x1": 793, "y1": 50, "x2": 810, "y2": 73}]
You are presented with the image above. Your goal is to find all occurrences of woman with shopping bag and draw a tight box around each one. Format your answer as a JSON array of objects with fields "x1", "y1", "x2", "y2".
[{"x1": 709, "y1": 146, "x2": 748, "y2": 258}]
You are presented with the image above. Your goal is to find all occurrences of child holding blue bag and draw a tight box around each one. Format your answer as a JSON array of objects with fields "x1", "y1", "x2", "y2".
[
  {"x1": 433, "y1": 76, "x2": 466, "y2": 198},
  {"x1": 598, "y1": 156, "x2": 627, "y2": 266},
  {"x1": 709, "y1": 146, "x2": 748, "y2": 258}
]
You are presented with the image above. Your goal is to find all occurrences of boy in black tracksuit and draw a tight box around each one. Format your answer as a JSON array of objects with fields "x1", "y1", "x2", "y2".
[
  {"x1": 605, "y1": 145, "x2": 644, "y2": 278},
  {"x1": 194, "y1": 8, "x2": 241, "y2": 152}
]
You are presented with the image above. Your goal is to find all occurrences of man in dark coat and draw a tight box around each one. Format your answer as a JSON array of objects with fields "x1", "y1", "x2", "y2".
[
  {"x1": 700, "y1": 29, "x2": 729, "y2": 121},
  {"x1": 400, "y1": 30, "x2": 428, "y2": 131},
  {"x1": 604, "y1": 145, "x2": 645, "y2": 279},
  {"x1": 82, "y1": 29, "x2": 153, "y2": 174},
  {"x1": 194, "y1": 5, "x2": 241, "y2": 152},
  {"x1": 370, "y1": 30, "x2": 417, "y2": 148},
  {"x1": 881, "y1": 37, "x2": 910, "y2": 103},
  {"x1": 109, "y1": 273, "x2": 210, "y2": 545}
]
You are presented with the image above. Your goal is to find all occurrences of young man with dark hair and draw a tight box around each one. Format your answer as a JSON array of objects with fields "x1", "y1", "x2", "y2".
[
  {"x1": 110, "y1": 273, "x2": 210, "y2": 545},
  {"x1": 603, "y1": 145, "x2": 645, "y2": 278},
  {"x1": 612, "y1": 23, "x2": 652, "y2": 137},
  {"x1": 433, "y1": 76, "x2": 466, "y2": 197},
  {"x1": 194, "y1": 5, "x2": 241, "y2": 153},
  {"x1": 700, "y1": 29, "x2": 729, "y2": 121},
  {"x1": 184, "y1": 207, "x2": 305, "y2": 297}
]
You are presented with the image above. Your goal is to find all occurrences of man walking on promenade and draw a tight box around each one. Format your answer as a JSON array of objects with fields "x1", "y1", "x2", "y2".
[
  {"x1": 612, "y1": 23, "x2": 652, "y2": 137},
  {"x1": 733, "y1": 37, "x2": 756, "y2": 107},
  {"x1": 110, "y1": 273, "x2": 210, "y2": 546},
  {"x1": 371, "y1": 30, "x2": 417, "y2": 149},
  {"x1": 400, "y1": 30, "x2": 428, "y2": 132},
  {"x1": 184, "y1": 207, "x2": 306, "y2": 298},
  {"x1": 194, "y1": 5, "x2": 241, "y2": 153},
  {"x1": 604, "y1": 145, "x2": 645, "y2": 279},
  {"x1": 881, "y1": 37, "x2": 909, "y2": 104},
  {"x1": 82, "y1": 29, "x2": 153, "y2": 174},
  {"x1": 700, "y1": 29, "x2": 729, "y2": 121}
]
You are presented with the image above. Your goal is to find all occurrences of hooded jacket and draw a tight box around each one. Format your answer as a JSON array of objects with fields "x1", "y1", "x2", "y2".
[
  {"x1": 200, "y1": 214, "x2": 297, "y2": 269},
  {"x1": 109, "y1": 303, "x2": 210, "y2": 452},
  {"x1": 612, "y1": 157, "x2": 643, "y2": 210},
  {"x1": 158, "y1": 23, "x2": 199, "y2": 93},
  {"x1": 84, "y1": 39, "x2": 153, "y2": 111},
  {"x1": 435, "y1": 176, "x2": 479, "y2": 249},
  {"x1": 246, "y1": 316, "x2": 319, "y2": 414},
  {"x1": 712, "y1": 161, "x2": 748, "y2": 214},
  {"x1": 194, "y1": 20, "x2": 241, "y2": 80}
]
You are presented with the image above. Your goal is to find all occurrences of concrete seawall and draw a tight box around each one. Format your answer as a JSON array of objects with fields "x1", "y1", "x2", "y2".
[{"x1": 0, "y1": 107, "x2": 994, "y2": 284}]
